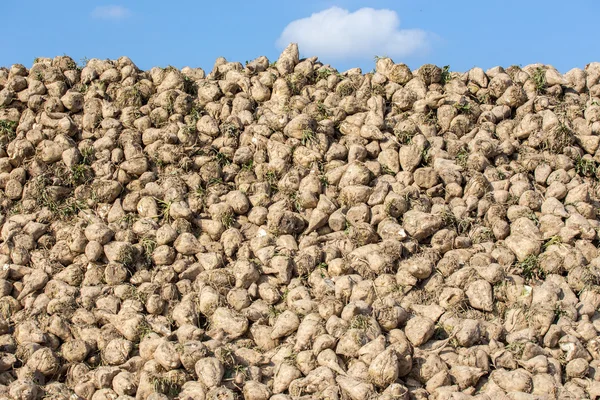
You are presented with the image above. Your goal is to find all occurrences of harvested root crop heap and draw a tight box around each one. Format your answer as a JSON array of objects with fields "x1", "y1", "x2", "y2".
[{"x1": 1, "y1": 43, "x2": 600, "y2": 399}]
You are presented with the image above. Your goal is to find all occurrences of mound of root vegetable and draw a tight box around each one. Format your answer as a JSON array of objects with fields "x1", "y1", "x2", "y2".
[{"x1": 1, "y1": 44, "x2": 600, "y2": 399}]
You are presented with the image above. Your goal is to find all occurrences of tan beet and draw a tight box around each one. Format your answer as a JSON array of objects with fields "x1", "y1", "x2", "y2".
[
  {"x1": 242, "y1": 381, "x2": 271, "y2": 400},
  {"x1": 211, "y1": 307, "x2": 249, "y2": 338},
  {"x1": 25, "y1": 348, "x2": 60, "y2": 376},
  {"x1": 358, "y1": 335, "x2": 386, "y2": 365},
  {"x1": 17, "y1": 269, "x2": 48, "y2": 300},
  {"x1": 465, "y1": 279, "x2": 494, "y2": 312},
  {"x1": 402, "y1": 210, "x2": 444, "y2": 241},
  {"x1": 405, "y1": 316, "x2": 435, "y2": 347},
  {"x1": 195, "y1": 357, "x2": 224, "y2": 388},
  {"x1": 368, "y1": 348, "x2": 399, "y2": 387},
  {"x1": 271, "y1": 310, "x2": 300, "y2": 339},
  {"x1": 273, "y1": 362, "x2": 302, "y2": 394},
  {"x1": 102, "y1": 338, "x2": 133, "y2": 365},
  {"x1": 154, "y1": 341, "x2": 181, "y2": 370},
  {"x1": 112, "y1": 371, "x2": 137, "y2": 396},
  {"x1": 317, "y1": 348, "x2": 346, "y2": 376},
  {"x1": 449, "y1": 365, "x2": 485, "y2": 390},
  {"x1": 337, "y1": 375, "x2": 374, "y2": 400},
  {"x1": 491, "y1": 368, "x2": 533, "y2": 393}
]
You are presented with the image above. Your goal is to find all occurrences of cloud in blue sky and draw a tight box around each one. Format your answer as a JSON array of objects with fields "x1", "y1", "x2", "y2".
[
  {"x1": 277, "y1": 7, "x2": 430, "y2": 61},
  {"x1": 91, "y1": 5, "x2": 131, "y2": 20}
]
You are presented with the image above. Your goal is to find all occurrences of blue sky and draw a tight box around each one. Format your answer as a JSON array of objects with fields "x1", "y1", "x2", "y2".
[{"x1": 1, "y1": 0, "x2": 599, "y2": 74}]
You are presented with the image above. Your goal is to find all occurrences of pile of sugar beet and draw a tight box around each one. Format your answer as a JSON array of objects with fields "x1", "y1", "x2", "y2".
[{"x1": 1, "y1": 43, "x2": 600, "y2": 400}]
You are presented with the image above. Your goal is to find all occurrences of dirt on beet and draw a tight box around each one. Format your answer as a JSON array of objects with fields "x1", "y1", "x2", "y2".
[{"x1": 0, "y1": 45, "x2": 600, "y2": 399}]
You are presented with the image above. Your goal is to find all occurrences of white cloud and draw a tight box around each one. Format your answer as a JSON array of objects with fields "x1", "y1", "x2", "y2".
[
  {"x1": 277, "y1": 7, "x2": 430, "y2": 61},
  {"x1": 91, "y1": 5, "x2": 131, "y2": 20}
]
